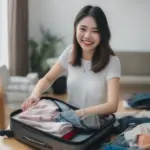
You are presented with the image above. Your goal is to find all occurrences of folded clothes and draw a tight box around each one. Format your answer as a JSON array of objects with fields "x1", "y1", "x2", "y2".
[{"x1": 14, "y1": 100, "x2": 73, "y2": 137}]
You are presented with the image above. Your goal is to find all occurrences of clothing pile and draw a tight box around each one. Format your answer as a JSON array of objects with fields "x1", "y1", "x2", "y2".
[
  {"x1": 96, "y1": 93, "x2": 150, "y2": 149},
  {"x1": 123, "y1": 93, "x2": 150, "y2": 109},
  {"x1": 97, "y1": 110, "x2": 150, "y2": 150}
]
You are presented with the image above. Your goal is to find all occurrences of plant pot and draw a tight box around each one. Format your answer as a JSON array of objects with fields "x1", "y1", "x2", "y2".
[{"x1": 52, "y1": 76, "x2": 67, "y2": 94}]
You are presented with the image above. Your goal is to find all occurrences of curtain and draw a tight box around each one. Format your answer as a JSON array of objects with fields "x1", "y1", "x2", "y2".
[{"x1": 8, "y1": 0, "x2": 28, "y2": 76}]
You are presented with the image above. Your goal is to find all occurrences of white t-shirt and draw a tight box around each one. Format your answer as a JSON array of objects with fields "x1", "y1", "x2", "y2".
[{"x1": 59, "y1": 45, "x2": 121, "y2": 108}]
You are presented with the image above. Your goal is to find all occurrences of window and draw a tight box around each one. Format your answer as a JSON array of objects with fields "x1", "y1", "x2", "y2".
[{"x1": 0, "y1": 0, "x2": 9, "y2": 68}]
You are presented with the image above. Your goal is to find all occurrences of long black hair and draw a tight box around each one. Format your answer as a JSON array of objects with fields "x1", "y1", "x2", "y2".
[{"x1": 71, "y1": 5, "x2": 115, "y2": 73}]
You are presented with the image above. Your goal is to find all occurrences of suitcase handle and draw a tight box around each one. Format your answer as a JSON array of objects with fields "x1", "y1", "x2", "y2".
[{"x1": 23, "y1": 136, "x2": 53, "y2": 149}]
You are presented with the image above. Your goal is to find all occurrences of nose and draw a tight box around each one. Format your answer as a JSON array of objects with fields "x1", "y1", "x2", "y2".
[{"x1": 84, "y1": 31, "x2": 92, "y2": 39}]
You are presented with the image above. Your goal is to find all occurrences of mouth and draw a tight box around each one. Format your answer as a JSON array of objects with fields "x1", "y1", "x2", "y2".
[{"x1": 82, "y1": 40, "x2": 94, "y2": 46}]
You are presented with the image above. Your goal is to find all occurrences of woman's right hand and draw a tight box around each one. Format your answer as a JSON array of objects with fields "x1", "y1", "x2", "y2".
[{"x1": 21, "y1": 95, "x2": 40, "y2": 111}]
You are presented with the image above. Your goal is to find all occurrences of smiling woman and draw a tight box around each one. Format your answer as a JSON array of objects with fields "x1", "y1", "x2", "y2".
[{"x1": 22, "y1": 5, "x2": 121, "y2": 118}]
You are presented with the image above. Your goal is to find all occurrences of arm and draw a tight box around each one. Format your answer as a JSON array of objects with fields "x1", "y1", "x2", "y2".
[
  {"x1": 31, "y1": 45, "x2": 71, "y2": 97},
  {"x1": 75, "y1": 77, "x2": 120, "y2": 116},
  {"x1": 31, "y1": 61, "x2": 66, "y2": 97}
]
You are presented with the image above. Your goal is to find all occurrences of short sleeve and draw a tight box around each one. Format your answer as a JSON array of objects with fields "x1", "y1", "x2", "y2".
[
  {"x1": 58, "y1": 45, "x2": 72, "y2": 70},
  {"x1": 106, "y1": 56, "x2": 121, "y2": 80}
]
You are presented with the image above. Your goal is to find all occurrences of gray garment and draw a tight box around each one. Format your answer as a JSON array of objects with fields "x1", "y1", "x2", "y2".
[
  {"x1": 81, "y1": 114, "x2": 114, "y2": 130},
  {"x1": 71, "y1": 133, "x2": 94, "y2": 142}
]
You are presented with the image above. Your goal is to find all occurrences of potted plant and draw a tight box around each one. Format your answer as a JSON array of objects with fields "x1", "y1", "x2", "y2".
[
  {"x1": 28, "y1": 28, "x2": 63, "y2": 78},
  {"x1": 28, "y1": 28, "x2": 67, "y2": 94}
]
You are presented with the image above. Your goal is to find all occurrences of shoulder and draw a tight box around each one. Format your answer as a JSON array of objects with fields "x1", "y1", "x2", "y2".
[
  {"x1": 63, "y1": 44, "x2": 73, "y2": 54},
  {"x1": 108, "y1": 55, "x2": 120, "y2": 67},
  {"x1": 59, "y1": 44, "x2": 73, "y2": 59},
  {"x1": 62, "y1": 44, "x2": 73, "y2": 62},
  {"x1": 105, "y1": 55, "x2": 121, "y2": 77},
  {"x1": 58, "y1": 44, "x2": 73, "y2": 69}
]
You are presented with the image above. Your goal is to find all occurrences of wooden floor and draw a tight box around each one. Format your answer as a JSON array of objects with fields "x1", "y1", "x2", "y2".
[{"x1": 5, "y1": 84, "x2": 150, "y2": 128}]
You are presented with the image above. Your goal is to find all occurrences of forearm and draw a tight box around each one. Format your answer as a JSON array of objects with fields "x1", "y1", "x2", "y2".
[
  {"x1": 31, "y1": 77, "x2": 53, "y2": 97},
  {"x1": 76, "y1": 102, "x2": 118, "y2": 117}
]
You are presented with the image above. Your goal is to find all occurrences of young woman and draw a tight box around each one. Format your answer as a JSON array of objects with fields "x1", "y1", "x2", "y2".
[{"x1": 22, "y1": 5, "x2": 121, "y2": 117}]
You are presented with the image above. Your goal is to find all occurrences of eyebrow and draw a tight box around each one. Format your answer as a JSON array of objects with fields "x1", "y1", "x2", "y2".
[{"x1": 80, "y1": 25, "x2": 98, "y2": 30}]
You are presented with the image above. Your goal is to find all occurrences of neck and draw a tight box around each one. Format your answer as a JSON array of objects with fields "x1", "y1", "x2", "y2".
[{"x1": 82, "y1": 50, "x2": 94, "y2": 60}]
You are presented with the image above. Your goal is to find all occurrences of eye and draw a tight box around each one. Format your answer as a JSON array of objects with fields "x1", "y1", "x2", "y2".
[
  {"x1": 80, "y1": 28, "x2": 86, "y2": 32},
  {"x1": 92, "y1": 30, "x2": 98, "y2": 33}
]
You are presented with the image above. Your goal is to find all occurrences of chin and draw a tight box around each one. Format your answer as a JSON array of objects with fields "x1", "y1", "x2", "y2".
[{"x1": 80, "y1": 44, "x2": 96, "y2": 52}]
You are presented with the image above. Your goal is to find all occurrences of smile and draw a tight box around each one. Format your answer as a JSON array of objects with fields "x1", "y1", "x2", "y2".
[{"x1": 82, "y1": 40, "x2": 94, "y2": 45}]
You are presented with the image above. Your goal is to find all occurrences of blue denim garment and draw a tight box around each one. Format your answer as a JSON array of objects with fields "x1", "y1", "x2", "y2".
[
  {"x1": 127, "y1": 93, "x2": 150, "y2": 109},
  {"x1": 54, "y1": 110, "x2": 88, "y2": 129},
  {"x1": 110, "y1": 133, "x2": 129, "y2": 147},
  {"x1": 104, "y1": 145, "x2": 127, "y2": 150},
  {"x1": 118, "y1": 116, "x2": 150, "y2": 131},
  {"x1": 104, "y1": 145, "x2": 143, "y2": 150}
]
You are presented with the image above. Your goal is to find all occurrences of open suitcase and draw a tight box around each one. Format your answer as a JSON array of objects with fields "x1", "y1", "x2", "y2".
[{"x1": 10, "y1": 97, "x2": 116, "y2": 150}]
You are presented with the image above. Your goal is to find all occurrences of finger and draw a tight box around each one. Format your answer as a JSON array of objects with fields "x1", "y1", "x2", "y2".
[
  {"x1": 30, "y1": 98, "x2": 39, "y2": 107},
  {"x1": 21, "y1": 101, "x2": 27, "y2": 111},
  {"x1": 24, "y1": 98, "x2": 31, "y2": 110},
  {"x1": 23, "y1": 102, "x2": 28, "y2": 111},
  {"x1": 30, "y1": 101, "x2": 37, "y2": 107},
  {"x1": 26, "y1": 101, "x2": 31, "y2": 109},
  {"x1": 26, "y1": 97, "x2": 38, "y2": 108}
]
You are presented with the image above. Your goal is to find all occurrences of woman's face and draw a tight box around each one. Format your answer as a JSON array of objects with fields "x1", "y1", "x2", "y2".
[{"x1": 76, "y1": 16, "x2": 100, "y2": 52}]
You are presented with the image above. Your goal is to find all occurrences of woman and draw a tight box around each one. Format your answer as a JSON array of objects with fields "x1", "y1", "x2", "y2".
[{"x1": 22, "y1": 5, "x2": 121, "y2": 117}]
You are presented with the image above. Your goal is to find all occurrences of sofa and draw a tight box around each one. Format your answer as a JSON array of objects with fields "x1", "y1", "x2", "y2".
[
  {"x1": 116, "y1": 52, "x2": 150, "y2": 85},
  {"x1": 47, "y1": 52, "x2": 150, "y2": 85}
]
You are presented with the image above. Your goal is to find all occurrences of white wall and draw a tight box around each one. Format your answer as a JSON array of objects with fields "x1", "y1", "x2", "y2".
[
  {"x1": 0, "y1": 0, "x2": 9, "y2": 67},
  {"x1": 29, "y1": 0, "x2": 150, "y2": 52}
]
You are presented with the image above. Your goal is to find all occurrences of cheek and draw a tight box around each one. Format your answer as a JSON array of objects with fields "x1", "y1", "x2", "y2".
[
  {"x1": 94, "y1": 34, "x2": 100, "y2": 43},
  {"x1": 76, "y1": 31, "x2": 82, "y2": 41}
]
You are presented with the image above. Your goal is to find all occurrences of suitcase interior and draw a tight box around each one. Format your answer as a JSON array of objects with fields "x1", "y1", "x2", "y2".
[{"x1": 10, "y1": 97, "x2": 115, "y2": 150}]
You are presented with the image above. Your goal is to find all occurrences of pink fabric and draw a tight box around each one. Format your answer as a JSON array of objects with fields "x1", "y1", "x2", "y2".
[
  {"x1": 14, "y1": 100, "x2": 73, "y2": 137},
  {"x1": 18, "y1": 100, "x2": 59, "y2": 121}
]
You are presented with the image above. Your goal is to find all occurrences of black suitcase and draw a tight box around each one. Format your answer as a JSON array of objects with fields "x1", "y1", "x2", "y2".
[{"x1": 10, "y1": 97, "x2": 115, "y2": 150}]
